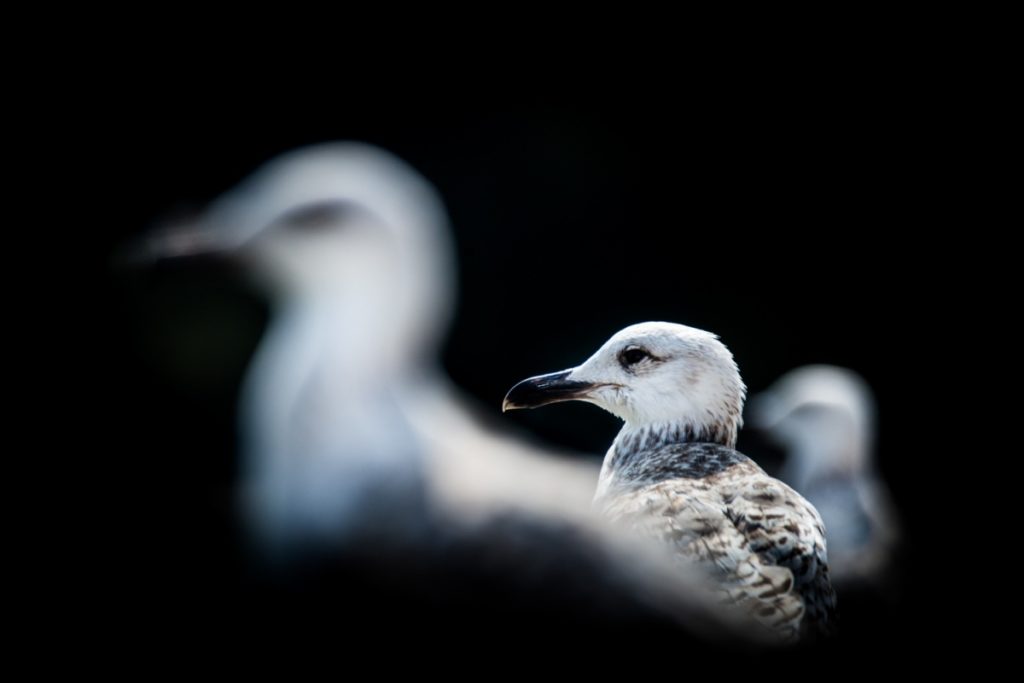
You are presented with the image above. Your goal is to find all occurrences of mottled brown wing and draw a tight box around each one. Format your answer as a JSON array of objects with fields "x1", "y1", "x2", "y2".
[
  {"x1": 601, "y1": 476, "x2": 807, "y2": 640},
  {"x1": 727, "y1": 471, "x2": 837, "y2": 636}
]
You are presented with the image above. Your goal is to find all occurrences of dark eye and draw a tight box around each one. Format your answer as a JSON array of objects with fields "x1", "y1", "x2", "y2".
[
  {"x1": 619, "y1": 347, "x2": 650, "y2": 367},
  {"x1": 273, "y1": 201, "x2": 362, "y2": 233}
]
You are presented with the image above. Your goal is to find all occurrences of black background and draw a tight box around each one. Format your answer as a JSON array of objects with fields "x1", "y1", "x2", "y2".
[{"x1": 101, "y1": 82, "x2": 937, "y2": 660}]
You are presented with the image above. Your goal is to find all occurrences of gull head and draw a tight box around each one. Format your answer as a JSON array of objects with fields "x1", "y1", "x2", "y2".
[
  {"x1": 137, "y1": 142, "x2": 456, "y2": 366},
  {"x1": 749, "y1": 365, "x2": 875, "y2": 475},
  {"x1": 504, "y1": 322, "x2": 746, "y2": 446}
]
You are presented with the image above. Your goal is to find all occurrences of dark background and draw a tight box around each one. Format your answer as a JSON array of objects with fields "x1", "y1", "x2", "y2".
[{"x1": 103, "y1": 90, "x2": 932, "y2": 658}]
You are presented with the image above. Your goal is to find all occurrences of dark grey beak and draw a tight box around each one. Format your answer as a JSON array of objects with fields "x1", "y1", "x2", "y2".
[{"x1": 502, "y1": 369, "x2": 597, "y2": 412}]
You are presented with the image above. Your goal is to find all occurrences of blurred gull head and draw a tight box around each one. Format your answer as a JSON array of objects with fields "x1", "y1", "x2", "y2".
[
  {"x1": 147, "y1": 142, "x2": 456, "y2": 370},
  {"x1": 750, "y1": 365, "x2": 875, "y2": 484}
]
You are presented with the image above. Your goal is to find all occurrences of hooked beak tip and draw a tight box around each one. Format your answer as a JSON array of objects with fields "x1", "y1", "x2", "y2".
[
  {"x1": 502, "y1": 369, "x2": 596, "y2": 412},
  {"x1": 501, "y1": 398, "x2": 523, "y2": 413}
]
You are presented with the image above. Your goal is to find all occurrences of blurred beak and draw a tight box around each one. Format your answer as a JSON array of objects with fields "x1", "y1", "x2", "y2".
[
  {"x1": 745, "y1": 392, "x2": 780, "y2": 431},
  {"x1": 502, "y1": 369, "x2": 598, "y2": 412},
  {"x1": 115, "y1": 221, "x2": 234, "y2": 268}
]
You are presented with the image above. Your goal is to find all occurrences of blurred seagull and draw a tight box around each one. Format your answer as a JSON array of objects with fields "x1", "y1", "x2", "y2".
[
  {"x1": 750, "y1": 365, "x2": 899, "y2": 587},
  {"x1": 140, "y1": 142, "x2": 605, "y2": 546},
  {"x1": 504, "y1": 322, "x2": 838, "y2": 640}
]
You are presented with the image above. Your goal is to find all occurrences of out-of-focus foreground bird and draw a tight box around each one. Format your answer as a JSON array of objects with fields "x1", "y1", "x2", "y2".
[
  {"x1": 141, "y1": 142, "x2": 605, "y2": 546},
  {"x1": 136, "y1": 143, "x2": 760, "y2": 640},
  {"x1": 750, "y1": 365, "x2": 899, "y2": 587},
  {"x1": 504, "y1": 322, "x2": 838, "y2": 641}
]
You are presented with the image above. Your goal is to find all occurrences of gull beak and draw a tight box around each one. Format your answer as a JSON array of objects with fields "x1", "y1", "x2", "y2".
[
  {"x1": 745, "y1": 391, "x2": 782, "y2": 431},
  {"x1": 114, "y1": 220, "x2": 236, "y2": 268},
  {"x1": 502, "y1": 369, "x2": 598, "y2": 412}
]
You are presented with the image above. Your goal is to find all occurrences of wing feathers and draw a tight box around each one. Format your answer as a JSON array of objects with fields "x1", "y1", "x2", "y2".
[{"x1": 599, "y1": 447, "x2": 836, "y2": 640}]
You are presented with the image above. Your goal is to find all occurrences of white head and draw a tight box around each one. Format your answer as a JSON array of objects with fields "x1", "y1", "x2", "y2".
[
  {"x1": 504, "y1": 322, "x2": 746, "y2": 447},
  {"x1": 750, "y1": 365, "x2": 876, "y2": 478},
  {"x1": 141, "y1": 142, "x2": 456, "y2": 369}
]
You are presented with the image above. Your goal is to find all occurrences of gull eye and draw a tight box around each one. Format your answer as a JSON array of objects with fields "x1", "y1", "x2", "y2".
[
  {"x1": 272, "y1": 201, "x2": 362, "y2": 233},
  {"x1": 619, "y1": 347, "x2": 650, "y2": 367}
]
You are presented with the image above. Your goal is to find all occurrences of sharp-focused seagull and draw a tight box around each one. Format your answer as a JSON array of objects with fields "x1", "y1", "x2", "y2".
[
  {"x1": 750, "y1": 365, "x2": 899, "y2": 587},
  {"x1": 504, "y1": 322, "x2": 838, "y2": 640}
]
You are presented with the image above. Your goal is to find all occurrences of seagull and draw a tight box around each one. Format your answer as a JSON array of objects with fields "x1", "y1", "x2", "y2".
[
  {"x1": 141, "y1": 141, "x2": 610, "y2": 546},
  {"x1": 503, "y1": 321, "x2": 838, "y2": 640},
  {"x1": 750, "y1": 365, "x2": 899, "y2": 587}
]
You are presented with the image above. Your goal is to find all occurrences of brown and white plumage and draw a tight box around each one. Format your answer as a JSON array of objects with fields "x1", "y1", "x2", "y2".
[
  {"x1": 504, "y1": 322, "x2": 837, "y2": 640},
  {"x1": 599, "y1": 443, "x2": 833, "y2": 639}
]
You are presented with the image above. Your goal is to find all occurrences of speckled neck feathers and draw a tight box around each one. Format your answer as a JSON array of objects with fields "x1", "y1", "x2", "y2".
[
  {"x1": 596, "y1": 418, "x2": 741, "y2": 501},
  {"x1": 618, "y1": 417, "x2": 736, "y2": 456}
]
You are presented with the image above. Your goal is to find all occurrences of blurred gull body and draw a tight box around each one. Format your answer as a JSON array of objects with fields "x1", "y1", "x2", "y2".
[
  {"x1": 504, "y1": 322, "x2": 837, "y2": 641},
  {"x1": 751, "y1": 365, "x2": 899, "y2": 587}
]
